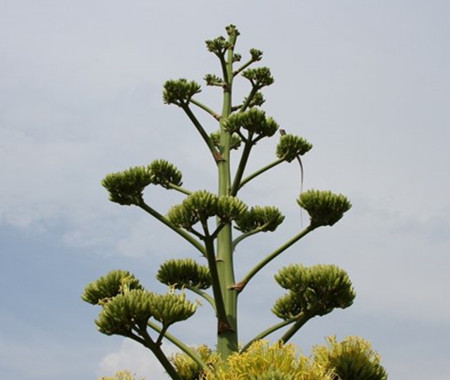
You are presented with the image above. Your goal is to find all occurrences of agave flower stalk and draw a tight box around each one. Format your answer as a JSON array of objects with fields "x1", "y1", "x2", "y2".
[{"x1": 78, "y1": 25, "x2": 382, "y2": 380}]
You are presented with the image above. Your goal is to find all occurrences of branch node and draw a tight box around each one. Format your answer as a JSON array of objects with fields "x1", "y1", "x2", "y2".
[
  {"x1": 218, "y1": 319, "x2": 234, "y2": 334},
  {"x1": 229, "y1": 281, "x2": 246, "y2": 292}
]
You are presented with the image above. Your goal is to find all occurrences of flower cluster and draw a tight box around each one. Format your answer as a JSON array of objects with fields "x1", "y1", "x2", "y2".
[
  {"x1": 272, "y1": 264, "x2": 355, "y2": 319},
  {"x1": 224, "y1": 108, "x2": 279, "y2": 139},
  {"x1": 167, "y1": 190, "x2": 248, "y2": 230},
  {"x1": 156, "y1": 258, "x2": 211, "y2": 290},
  {"x1": 102, "y1": 160, "x2": 183, "y2": 206},
  {"x1": 298, "y1": 190, "x2": 351, "y2": 227}
]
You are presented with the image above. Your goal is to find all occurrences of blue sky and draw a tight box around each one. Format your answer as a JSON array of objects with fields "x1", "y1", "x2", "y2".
[{"x1": 1, "y1": 1, "x2": 449, "y2": 379}]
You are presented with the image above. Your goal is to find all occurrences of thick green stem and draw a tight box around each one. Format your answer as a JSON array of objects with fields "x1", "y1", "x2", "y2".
[
  {"x1": 238, "y1": 157, "x2": 285, "y2": 190},
  {"x1": 215, "y1": 31, "x2": 239, "y2": 358},
  {"x1": 236, "y1": 226, "x2": 314, "y2": 291},
  {"x1": 204, "y1": 237, "x2": 229, "y2": 333},
  {"x1": 147, "y1": 321, "x2": 210, "y2": 371},
  {"x1": 137, "y1": 201, "x2": 206, "y2": 256}
]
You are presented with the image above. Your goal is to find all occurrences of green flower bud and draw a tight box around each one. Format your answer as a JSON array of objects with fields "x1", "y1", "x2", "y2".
[
  {"x1": 217, "y1": 196, "x2": 248, "y2": 223},
  {"x1": 204, "y1": 74, "x2": 223, "y2": 86},
  {"x1": 224, "y1": 108, "x2": 278, "y2": 138},
  {"x1": 233, "y1": 53, "x2": 242, "y2": 62},
  {"x1": 102, "y1": 166, "x2": 152, "y2": 205},
  {"x1": 235, "y1": 206, "x2": 284, "y2": 233},
  {"x1": 272, "y1": 292, "x2": 304, "y2": 320},
  {"x1": 210, "y1": 131, "x2": 242, "y2": 150},
  {"x1": 152, "y1": 292, "x2": 197, "y2": 326},
  {"x1": 82, "y1": 270, "x2": 143, "y2": 305},
  {"x1": 157, "y1": 258, "x2": 211, "y2": 290},
  {"x1": 273, "y1": 264, "x2": 355, "y2": 318},
  {"x1": 242, "y1": 67, "x2": 274, "y2": 89},
  {"x1": 167, "y1": 190, "x2": 218, "y2": 229},
  {"x1": 163, "y1": 79, "x2": 201, "y2": 106},
  {"x1": 297, "y1": 190, "x2": 351, "y2": 227},
  {"x1": 95, "y1": 289, "x2": 156, "y2": 335},
  {"x1": 250, "y1": 48, "x2": 263, "y2": 61},
  {"x1": 148, "y1": 159, "x2": 183, "y2": 188},
  {"x1": 243, "y1": 91, "x2": 265, "y2": 108},
  {"x1": 276, "y1": 134, "x2": 313, "y2": 162},
  {"x1": 225, "y1": 24, "x2": 240, "y2": 38},
  {"x1": 205, "y1": 36, "x2": 229, "y2": 56}
]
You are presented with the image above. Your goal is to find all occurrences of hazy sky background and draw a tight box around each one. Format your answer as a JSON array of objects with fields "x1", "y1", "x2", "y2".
[{"x1": 1, "y1": 1, "x2": 449, "y2": 379}]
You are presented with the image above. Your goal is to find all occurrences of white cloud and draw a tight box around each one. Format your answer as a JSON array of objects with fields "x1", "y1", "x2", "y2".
[{"x1": 97, "y1": 339, "x2": 180, "y2": 380}]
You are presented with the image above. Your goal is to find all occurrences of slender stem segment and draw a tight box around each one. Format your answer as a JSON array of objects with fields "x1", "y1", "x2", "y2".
[
  {"x1": 238, "y1": 158, "x2": 285, "y2": 190},
  {"x1": 234, "y1": 58, "x2": 256, "y2": 77},
  {"x1": 231, "y1": 138, "x2": 254, "y2": 196},
  {"x1": 166, "y1": 183, "x2": 192, "y2": 195},
  {"x1": 279, "y1": 313, "x2": 312, "y2": 343},
  {"x1": 191, "y1": 98, "x2": 221, "y2": 120},
  {"x1": 182, "y1": 105, "x2": 223, "y2": 163},
  {"x1": 136, "y1": 328, "x2": 182, "y2": 380},
  {"x1": 241, "y1": 318, "x2": 296, "y2": 353},
  {"x1": 232, "y1": 223, "x2": 273, "y2": 251},
  {"x1": 137, "y1": 201, "x2": 206, "y2": 256},
  {"x1": 147, "y1": 321, "x2": 210, "y2": 371},
  {"x1": 236, "y1": 226, "x2": 314, "y2": 291},
  {"x1": 239, "y1": 86, "x2": 258, "y2": 112}
]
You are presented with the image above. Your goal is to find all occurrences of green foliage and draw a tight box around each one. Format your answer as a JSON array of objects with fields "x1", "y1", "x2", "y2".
[
  {"x1": 313, "y1": 336, "x2": 388, "y2": 380},
  {"x1": 276, "y1": 133, "x2": 313, "y2": 162},
  {"x1": 273, "y1": 264, "x2": 355, "y2": 319},
  {"x1": 82, "y1": 270, "x2": 143, "y2": 305},
  {"x1": 157, "y1": 258, "x2": 211, "y2": 290},
  {"x1": 298, "y1": 190, "x2": 352, "y2": 227}
]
